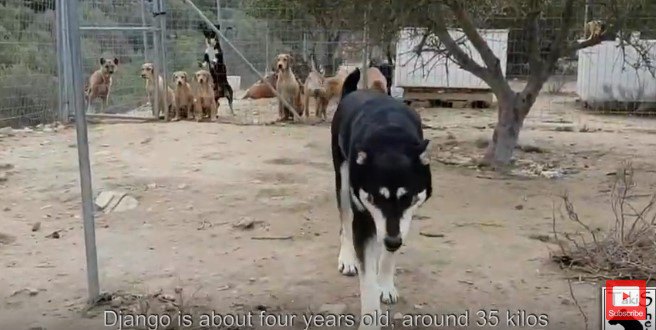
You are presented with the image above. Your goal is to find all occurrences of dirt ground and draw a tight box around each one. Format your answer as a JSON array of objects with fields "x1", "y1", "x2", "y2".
[{"x1": 1, "y1": 90, "x2": 656, "y2": 330}]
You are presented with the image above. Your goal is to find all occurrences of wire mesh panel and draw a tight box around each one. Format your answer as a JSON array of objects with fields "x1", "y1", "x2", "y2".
[
  {"x1": 77, "y1": 0, "x2": 158, "y2": 116},
  {"x1": 0, "y1": 0, "x2": 58, "y2": 128}
]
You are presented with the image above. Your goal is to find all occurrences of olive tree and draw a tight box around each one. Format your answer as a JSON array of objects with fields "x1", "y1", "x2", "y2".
[{"x1": 358, "y1": 0, "x2": 651, "y2": 168}]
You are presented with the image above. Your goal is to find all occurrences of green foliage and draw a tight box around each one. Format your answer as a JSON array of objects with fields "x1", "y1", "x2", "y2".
[{"x1": 0, "y1": 0, "x2": 58, "y2": 127}]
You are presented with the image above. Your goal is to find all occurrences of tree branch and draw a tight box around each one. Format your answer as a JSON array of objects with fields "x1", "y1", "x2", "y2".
[
  {"x1": 522, "y1": 0, "x2": 578, "y2": 104},
  {"x1": 526, "y1": 9, "x2": 544, "y2": 76},
  {"x1": 447, "y1": 1, "x2": 505, "y2": 80},
  {"x1": 425, "y1": 3, "x2": 510, "y2": 93},
  {"x1": 543, "y1": 0, "x2": 577, "y2": 77}
]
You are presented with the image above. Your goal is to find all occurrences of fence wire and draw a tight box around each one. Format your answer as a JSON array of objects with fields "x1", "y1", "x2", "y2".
[{"x1": 0, "y1": 0, "x2": 58, "y2": 128}]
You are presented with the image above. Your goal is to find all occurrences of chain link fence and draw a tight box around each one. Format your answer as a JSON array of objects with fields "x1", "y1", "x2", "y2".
[
  {"x1": 0, "y1": 0, "x2": 58, "y2": 128},
  {"x1": 2, "y1": 0, "x2": 656, "y2": 129},
  {"x1": 164, "y1": 0, "x2": 369, "y2": 124}
]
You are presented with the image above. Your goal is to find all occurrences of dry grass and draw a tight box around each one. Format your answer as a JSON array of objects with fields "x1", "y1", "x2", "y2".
[{"x1": 551, "y1": 161, "x2": 656, "y2": 281}]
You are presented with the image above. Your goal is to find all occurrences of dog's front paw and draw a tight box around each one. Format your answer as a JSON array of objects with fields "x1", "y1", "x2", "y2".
[
  {"x1": 338, "y1": 249, "x2": 358, "y2": 276},
  {"x1": 379, "y1": 282, "x2": 399, "y2": 304}
]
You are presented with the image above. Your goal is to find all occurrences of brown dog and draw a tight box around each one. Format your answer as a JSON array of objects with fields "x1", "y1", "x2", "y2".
[
  {"x1": 140, "y1": 62, "x2": 174, "y2": 120},
  {"x1": 85, "y1": 57, "x2": 118, "y2": 113},
  {"x1": 193, "y1": 70, "x2": 217, "y2": 122},
  {"x1": 303, "y1": 57, "x2": 329, "y2": 120},
  {"x1": 274, "y1": 53, "x2": 303, "y2": 121},
  {"x1": 241, "y1": 72, "x2": 278, "y2": 100},
  {"x1": 172, "y1": 71, "x2": 194, "y2": 121},
  {"x1": 322, "y1": 67, "x2": 349, "y2": 103}
]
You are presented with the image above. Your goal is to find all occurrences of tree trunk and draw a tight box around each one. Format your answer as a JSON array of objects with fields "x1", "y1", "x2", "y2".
[{"x1": 483, "y1": 91, "x2": 531, "y2": 168}]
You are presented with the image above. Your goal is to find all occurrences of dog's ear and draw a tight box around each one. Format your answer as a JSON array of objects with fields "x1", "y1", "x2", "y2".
[
  {"x1": 113, "y1": 58, "x2": 119, "y2": 65},
  {"x1": 417, "y1": 139, "x2": 431, "y2": 166},
  {"x1": 214, "y1": 23, "x2": 220, "y2": 31},
  {"x1": 287, "y1": 54, "x2": 294, "y2": 65},
  {"x1": 99, "y1": 57, "x2": 106, "y2": 65}
]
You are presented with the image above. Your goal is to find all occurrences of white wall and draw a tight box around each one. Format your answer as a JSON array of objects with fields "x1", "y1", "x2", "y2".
[
  {"x1": 394, "y1": 28, "x2": 509, "y2": 90},
  {"x1": 577, "y1": 39, "x2": 656, "y2": 103}
]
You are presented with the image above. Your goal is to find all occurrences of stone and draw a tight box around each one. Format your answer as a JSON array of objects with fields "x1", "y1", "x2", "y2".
[
  {"x1": 112, "y1": 195, "x2": 139, "y2": 213},
  {"x1": 95, "y1": 191, "x2": 138, "y2": 213}
]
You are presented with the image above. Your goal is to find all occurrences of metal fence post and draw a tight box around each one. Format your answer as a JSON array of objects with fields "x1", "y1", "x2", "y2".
[
  {"x1": 157, "y1": 0, "x2": 169, "y2": 118},
  {"x1": 63, "y1": 0, "x2": 100, "y2": 304},
  {"x1": 56, "y1": 0, "x2": 68, "y2": 123},
  {"x1": 151, "y1": 0, "x2": 161, "y2": 119},
  {"x1": 265, "y1": 22, "x2": 269, "y2": 73},
  {"x1": 361, "y1": 8, "x2": 369, "y2": 87},
  {"x1": 216, "y1": 0, "x2": 222, "y2": 23},
  {"x1": 141, "y1": 0, "x2": 149, "y2": 62}
]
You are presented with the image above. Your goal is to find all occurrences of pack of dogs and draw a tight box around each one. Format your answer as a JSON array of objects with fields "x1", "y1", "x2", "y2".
[
  {"x1": 241, "y1": 55, "x2": 392, "y2": 122},
  {"x1": 86, "y1": 23, "x2": 235, "y2": 122},
  {"x1": 85, "y1": 20, "x2": 395, "y2": 124}
]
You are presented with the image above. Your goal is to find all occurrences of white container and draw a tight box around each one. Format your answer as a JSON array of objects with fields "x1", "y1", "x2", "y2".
[
  {"x1": 577, "y1": 39, "x2": 656, "y2": 103},
  {"x1": 227, "y1": 75, "x2": 241, "y2": 91},
  {"x1": 394, "y1": 28, "x2": 509, "y2": 90}
]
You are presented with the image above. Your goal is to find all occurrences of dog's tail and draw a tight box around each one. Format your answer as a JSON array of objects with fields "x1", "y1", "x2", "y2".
[{"x1": 341, "y1": 68, "x2": 360, "y2": 99}]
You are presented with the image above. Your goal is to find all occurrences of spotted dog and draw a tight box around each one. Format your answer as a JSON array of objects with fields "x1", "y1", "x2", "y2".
[{"x1": 331, "y1": 68, "x2": 432, "y2": 330}]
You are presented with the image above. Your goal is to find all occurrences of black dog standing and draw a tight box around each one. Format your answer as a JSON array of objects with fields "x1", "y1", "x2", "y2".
[
  {"x1": 200, "y1": 23, "x2": 235, "y2": 115},
  {"x1": 331, "y1": 68, "x2": 432, "y2": 330}
]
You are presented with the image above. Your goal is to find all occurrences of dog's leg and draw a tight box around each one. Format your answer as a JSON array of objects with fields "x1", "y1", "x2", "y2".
[
  {"x1": 337, "y1": 161, "x2": 358, "y2": 276},
  {"x1": 278, "y1": 101, "x2": 284, "y2": 121},
  {"x1": 225, "y1": 84, "x2": 235, "y2": 115},
  {"x1": 194, "y1": 102, "x2": 202, "y2": 122},
  {"x1": 315, "y1": 96, "x2": 322, "y2": 119},
  {"x1": 304, "y1": 91, "x2": 310, "y2": 119},
  {"x1": 173, "y1": 104, "x2": 181, "y2": 121},
  {"x1": 378, "y1": 249, "x2": 399, "y2": 304},
  {"x1": 210, "y1": 99, "x2": 218, "y2": 122},
  {"x1": 101, "y1": 96, "x2": 108, "y2": 113},
  {"x1": 357, "y1": 237, "x2": 382, "y2": 330}
]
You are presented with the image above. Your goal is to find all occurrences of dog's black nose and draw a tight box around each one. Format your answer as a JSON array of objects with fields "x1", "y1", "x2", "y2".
[
  {"x1": 278, "y1": 64, "x2": 283, "y2": 69},
  {"x1": 383, "y1": 236, "x2": 402, "y2": 251}
]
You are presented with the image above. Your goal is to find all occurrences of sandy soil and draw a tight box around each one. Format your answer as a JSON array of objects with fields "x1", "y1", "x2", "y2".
[{"x1": 1, "y1": 92, "x2": 656, "y2": 330}]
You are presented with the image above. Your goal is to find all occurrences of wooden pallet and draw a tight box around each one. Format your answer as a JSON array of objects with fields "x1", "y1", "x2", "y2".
[{"x1": 402, "y1": 86, "x2": 495, "y2": 109}]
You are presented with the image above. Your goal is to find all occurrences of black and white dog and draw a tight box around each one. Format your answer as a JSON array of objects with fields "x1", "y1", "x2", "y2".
[
  {"x1": 331, "y1": 68, "x2": 432, "y2": 329},
  {"x1": 199, "y1": 23, "x2": 235, "y2": 115}
]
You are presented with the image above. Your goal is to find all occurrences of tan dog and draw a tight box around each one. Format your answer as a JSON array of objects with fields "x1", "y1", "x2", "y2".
[
  {"x1": 241, "y1": 72, "x2": 278, "y2": 100},
  {"x1": 85, "y1": 57, "x2": 118, "y2": 113},
  {"x1": 584, "y1": 20, "x2": 605, "y2": 39},
  {"x1": 193, "y1": 70, "x2": 217, "y2": 122},
  {"x1": 303, "y1": 57, "x2": 329, "y2": 120},
  {"x1": 360, "y1": 67, "x2": 388, "y2": 94},
  {"x1": 274, "y1": 53, "x2": 303, "y2": 121},
  {"x1": 140, "y1": 62, "x2": 174, "y2": 120},
  {"x1": 172, "y1": 71, "x2": 194, "y2": 121},
  {"x1": 323, "y1": 67, "x2": 349, "y2": 101}
]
